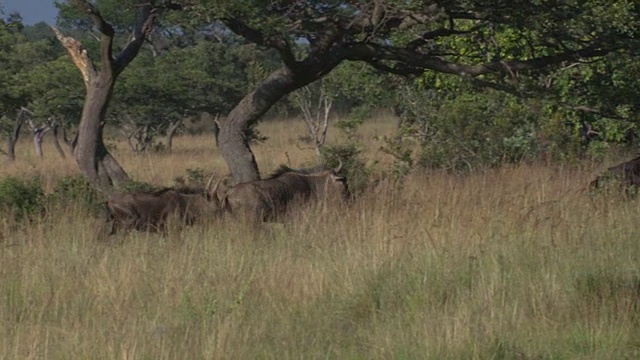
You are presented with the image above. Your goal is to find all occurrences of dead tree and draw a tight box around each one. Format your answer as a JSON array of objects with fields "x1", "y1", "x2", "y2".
[
  {"x1": 122, "y1": 124, "x2": 154, "y2": 153},
  {"x1": 165, "y1": 118, "x2": 183, "y2": 151},
  {"x1": 48, "y1": 117, "x2": 67, "y2": 159},
  {"x1": 293, "y1": 83, "x2": 333, "y2": 156},
  {"x1": 26, "y1": 118, "x2": 52, "y2": 159}
]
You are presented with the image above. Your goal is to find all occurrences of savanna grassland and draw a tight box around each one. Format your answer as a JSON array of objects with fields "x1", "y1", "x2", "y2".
[{"x1": 2, "y1": 116, "x2": 640, "y2": 359}]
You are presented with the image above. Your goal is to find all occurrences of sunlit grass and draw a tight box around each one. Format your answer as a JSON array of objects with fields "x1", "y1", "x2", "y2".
[{"x1": 2, "y1": 116, "x2": 640, "y2": 358}]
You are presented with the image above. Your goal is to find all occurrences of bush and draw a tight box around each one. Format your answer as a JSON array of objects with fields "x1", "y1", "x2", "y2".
[
  {"x1": 47, "y1": 175, "x2": 103, "y2": 214},
  {"x1": 122, "y1": 179, "x2": 158, "y2": 193},
  {"x1": 392, "y1": 85, "x2": 545, "y2": 172},
  {"x1": 0, "y1": 176, "x2": 44, "y2": 221},
  {"x1": 321, "y1": 143, "x2": 370, "y2": 198},
  {"x1": 186, "y1": 168, "x2": 207, "y2": 186}
]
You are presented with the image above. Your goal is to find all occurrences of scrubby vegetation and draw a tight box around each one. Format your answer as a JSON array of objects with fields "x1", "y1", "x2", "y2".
[
  {"x1": 2, "y1": 1, "x2": 640, "y2": 357},
  {"x1": 2, "y1": 119, "x2": 640, "y2": 359}
]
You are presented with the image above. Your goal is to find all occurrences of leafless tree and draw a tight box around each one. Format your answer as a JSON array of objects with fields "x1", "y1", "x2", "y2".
[
  {"x1": 26, "y1": 118, "x2": 51, "y2": 159},
  {"x1": 48, "y1": 117, "x2": 67, "y2": 159},
  {"x1": 293, "y1": 82, "x2": 333, "y2": 157},
  {"x1": 165, "y1": 118, "x2": 183, "y2": 151}
]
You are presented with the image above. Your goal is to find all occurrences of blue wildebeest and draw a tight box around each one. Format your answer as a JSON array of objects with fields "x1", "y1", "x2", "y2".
[
  {"x1": 222, "y1": 162, "x2": 349, "y2": 223},
  {"x1": 105, "y1": 176, "x2": 224, "y2": 234},
  {"x1": 590, "y1": 156, "x2": 640, "y2": 190}
]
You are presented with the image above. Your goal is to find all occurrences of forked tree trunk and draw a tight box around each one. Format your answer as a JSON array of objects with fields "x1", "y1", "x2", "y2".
[
  {"x1": 50, "y1": 120, "x2": 66, "y2": 159},
  {"x1": 26, "y1": 118, "x2": 52, "y2": 159},
  {"x1": 33, "y1": 126, "x2": 50, "y2": 158},
  {"x1": 165, "y1": 118, "x2": 183, "y2": 151},
  {"x1": 52, "y1": 0, "x2": 159, "y2": 193}
]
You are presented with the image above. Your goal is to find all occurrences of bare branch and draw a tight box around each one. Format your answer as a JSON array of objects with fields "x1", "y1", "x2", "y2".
[
  {"x1": 50, "y1": 26, "x2": 97, "y2": 86},
  {"x1": 73, "y1": 0, "x2": 116, "y2": 75}
]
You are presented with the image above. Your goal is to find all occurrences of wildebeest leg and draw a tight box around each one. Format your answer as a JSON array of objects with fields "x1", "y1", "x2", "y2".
[{"x1": 104, "y1": 202, "x2": 117, "y2": 235}]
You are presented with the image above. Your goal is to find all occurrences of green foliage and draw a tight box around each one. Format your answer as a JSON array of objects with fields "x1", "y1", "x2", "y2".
[
  {"x1": 321, "y1": 108, "x2": 371, "y2": 199},
  {"x1": 394, "y1": 84, "x2": 543, "y2": 172},
  {"x1": 0, "y1": 176, "x2": 44, "y2": 221},
  {"x1": 17, "y1": 55, "x2": 84, "y2": 122},
  {"x1": 380, "y1": 137, "x2": 414, "y2": 181},
  {"x1": 47, "y1": 176, "x2": 103, "y2": 214},
  {"x1": 244, "y1": 124, "x2": 268, "y2": 144},
  {"x1": 121, "y1": 180, "x2": 158, "y2": 193},
  {"x1": 186, "y1": 168, "x2": 206, "y2": 186},
  {"x1": 336, "y1": 105, "x2": 368, "y2": 140}
]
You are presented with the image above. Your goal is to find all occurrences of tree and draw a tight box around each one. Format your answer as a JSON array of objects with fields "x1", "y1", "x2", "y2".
[
  {"x1": 51, "y1": 0, "x2": 163, "y2": 192},
  {"x1": 293, "y1": 80, "x2": 333, "y2": 157},
  {"x1": 187, "y1": 1, "x2": 639, "y2": 183},
  {"x1": 0, "y1": 12, "x2": 67, "y2": 160}
]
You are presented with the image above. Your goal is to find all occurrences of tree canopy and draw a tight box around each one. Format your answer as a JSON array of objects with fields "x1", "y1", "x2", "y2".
[{"x1": 1, "y1": 1, "x2": 639, "y2": 186}]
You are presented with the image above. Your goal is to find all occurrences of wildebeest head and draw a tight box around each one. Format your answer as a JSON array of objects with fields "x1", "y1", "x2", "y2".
[{"x1": 105, "y1": 175, "x2": 224, "y2": 234}]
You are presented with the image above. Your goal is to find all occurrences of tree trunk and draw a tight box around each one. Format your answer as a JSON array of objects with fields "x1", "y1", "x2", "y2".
[
  {"x1": 212, "y1": 113, "x2": 221, "y2": 147},
  {"x1": 7, "y1": 117, "x2": 23, "y2": 161},
  {"x1": 33, "y1": 126, "x2": 50, "y2": 158},
  {"x1": 52, "y1": 0, "x2": 159, "y2": 193},
  {"x1": 50, "y1": 121, "x2": 67, "y2": 159},
  {"x1": 7, "y1": 108, "x2": 28, "y2": 161},
  {"x1": 219, "y1": 67, "x2": 324, "y2": 183},
  {"x1": 75, "y1": 80, "x2": 129, "y2": 192},
  {"x1": 165, "y1": 118, "x2": 183, "y2": 151}
]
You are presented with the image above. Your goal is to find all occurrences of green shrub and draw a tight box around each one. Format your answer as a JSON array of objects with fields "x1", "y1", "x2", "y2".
[
  {"x1": 47, "y1": 175, "x2": 103, "y2": 213},
  {"x1": 186, "y1": 168, "x2": 206, "y2": 186},
  {"x1": 0, "y1": 176, "x2": 44, "y2": 221},
  {"x1": 321, "y1": 143, "x2": 370, "y2": 198},
  {"x1": 122, "y1": 180, "x2": 158, "y2": 193}
]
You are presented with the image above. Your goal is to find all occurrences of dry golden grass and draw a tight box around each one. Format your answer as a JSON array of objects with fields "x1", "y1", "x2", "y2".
[{"x1": 2, "y1": 116, "x2": 640, "y2": 359}]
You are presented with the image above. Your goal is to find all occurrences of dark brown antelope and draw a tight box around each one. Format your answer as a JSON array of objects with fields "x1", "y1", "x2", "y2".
[
  {"x1": 590, "y1": 156, "x2": 640, "y2": 190},
  {"x1": 105, "y1": 175, "x2": 224, "y2": 234},
  {"x1": 222, "y1": 162, "x2": 349, "y2": 223}
]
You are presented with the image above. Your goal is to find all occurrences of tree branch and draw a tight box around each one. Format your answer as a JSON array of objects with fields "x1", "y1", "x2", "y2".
[
  {"x1": 223, "y1": 18, "x2": 298, "y2": 68},
  {"x1": 115, "y1": 1, "x2": 158, "y2": 74},
  {"x1": 74, "y1": 0, "x2": 116, "y2": 76},
  {"x1": 50, "y1": 26, "x2": 97, "y2": 87},
  {"x1": 341, "y1": 42, "x2": 615, "y2": 77}
]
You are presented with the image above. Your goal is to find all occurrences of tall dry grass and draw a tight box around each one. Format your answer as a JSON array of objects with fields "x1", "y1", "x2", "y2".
[{"x1": 2, "y1": 117, "x2": 640, "y2": 359}]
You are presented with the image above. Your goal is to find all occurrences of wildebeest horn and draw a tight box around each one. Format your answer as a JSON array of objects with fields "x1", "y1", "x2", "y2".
[
  {"x1": 210, "y1": 176, "x2": 223, "y2": 197},
  {"x1": 333, "y1": 159, "x2": 343, "y2": 173},
  {"x1": 205, "y1": 173, "x2": 216, "y2": 192}
]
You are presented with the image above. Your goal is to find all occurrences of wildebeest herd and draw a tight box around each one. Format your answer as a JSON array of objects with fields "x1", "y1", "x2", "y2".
[
  {"x1": 104, "y1": 154, "x2": 640, "y2": 235},
  {"x1": 105, "y1": 162, "x2": 348, "y2": 234}
]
